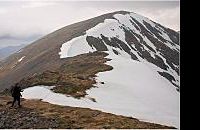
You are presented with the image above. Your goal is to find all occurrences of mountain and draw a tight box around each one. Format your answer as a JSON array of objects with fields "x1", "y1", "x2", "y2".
[
  {"x1": 0, "y1": 11, "x2": 179, "y2": 91},
  {"x1": 0, "y1": 44, "x2": 26, "y2": 61},
  {"x1": 0, "y1": 11, "x2": 180, "y2": 128}
]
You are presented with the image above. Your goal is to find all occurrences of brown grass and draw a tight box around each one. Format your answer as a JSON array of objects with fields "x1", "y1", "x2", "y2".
[
  {"x1": 17, "y1": 52, "x2": 112, "y2": 98},
  {"x1": 0, "y1": 96, "x2": 176, "y2": 129}
]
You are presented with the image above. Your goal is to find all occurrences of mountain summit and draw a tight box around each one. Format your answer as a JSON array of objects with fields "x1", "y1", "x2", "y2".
[
  {"x1": 0, "y1": 11, "x2": 179, "y2": 90},
  {"x1": 0, "y1": 11, "x2": 179, "y2": 128}
]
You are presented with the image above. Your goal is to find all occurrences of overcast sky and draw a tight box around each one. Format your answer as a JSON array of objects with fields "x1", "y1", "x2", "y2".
[{"x1": 0, "y1": 0, "x2": 180, "y2": 49}]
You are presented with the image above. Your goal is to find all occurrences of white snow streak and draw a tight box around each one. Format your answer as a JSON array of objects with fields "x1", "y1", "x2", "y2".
[
  {"x1": 18, "y1": 56, "x2": 25, "y2": 62},
  {"x1": 10, "y1": 56, "x2": 26, "y2": 69}
]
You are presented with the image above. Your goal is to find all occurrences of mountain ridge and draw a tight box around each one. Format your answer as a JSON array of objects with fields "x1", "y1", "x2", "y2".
[
  {"x1": 0, "y1": 11, "x2": 130, "y2": 90},
  {"x1": 0, "y1": 10, "x2": 180, "y2": 128},
  {"x1": 0, "y1": 10, "x2": 179, "y2": 91}
]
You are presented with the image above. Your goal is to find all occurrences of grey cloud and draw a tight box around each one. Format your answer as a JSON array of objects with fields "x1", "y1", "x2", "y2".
[{"x1": 0, "y1": 1, "x2": 180, "y2": 48}]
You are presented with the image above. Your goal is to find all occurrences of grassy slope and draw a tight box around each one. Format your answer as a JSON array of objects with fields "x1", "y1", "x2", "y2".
[
  {"x1": 15, "y1": 52, "x2": 113, "y2": 98},
  {"x1": 0, "y1": 96, "x2": 175, "y2": 129},
  {"x1": 0, "y1": 52, "x2": 177, "y2": 129}
]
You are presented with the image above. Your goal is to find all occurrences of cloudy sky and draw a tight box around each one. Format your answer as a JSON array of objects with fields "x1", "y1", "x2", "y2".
[{"x1": 0, "y1": 0, "x2": 180, "y2": 49}]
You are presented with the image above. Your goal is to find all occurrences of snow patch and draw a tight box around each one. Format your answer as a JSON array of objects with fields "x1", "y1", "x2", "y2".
[
  {"x1": 22, "y1": 52, "x2": 180, "y2": 128},
  {"x1": 10, "y1": 56, "x2": 26, "y2": 69},
  {"x1": 18, "y1": 56, "x2": 25, "y2": 62},
  {"x1": 59, "y1": 36, "x2": 95, "y2": 58}
]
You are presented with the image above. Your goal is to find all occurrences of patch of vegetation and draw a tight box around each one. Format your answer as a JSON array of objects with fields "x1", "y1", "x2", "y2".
[{"x1": 18, "y1": 52, "x2": 113, "y2": 98}]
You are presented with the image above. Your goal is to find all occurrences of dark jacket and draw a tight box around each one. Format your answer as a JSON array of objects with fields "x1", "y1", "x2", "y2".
[{"x1": 11, "y1": 85, "x2": 22, "y2": 98}]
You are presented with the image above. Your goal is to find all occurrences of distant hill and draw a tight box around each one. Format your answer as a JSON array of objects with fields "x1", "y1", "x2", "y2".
[{"x1": 0, "y1": 44, "x2": 26, "y2": 61}]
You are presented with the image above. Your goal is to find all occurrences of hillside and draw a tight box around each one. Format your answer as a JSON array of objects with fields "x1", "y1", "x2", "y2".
[
  {"x1": 0, "y1": 10, "x2": 179, "y2": 91},
  {"x1": 0, "y1": 11, "x2": 129, "y2": 90},
  {"x1": 0, "y1": 96, "x2": 175, "y2": 129},
  {"x1": 0, "y1": 10, "x2": 180, "y2": 128}
]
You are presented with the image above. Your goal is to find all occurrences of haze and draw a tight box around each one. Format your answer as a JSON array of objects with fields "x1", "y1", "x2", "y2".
[{"x1": 0, "y1": 0, "x2": 180, "y2": 48}]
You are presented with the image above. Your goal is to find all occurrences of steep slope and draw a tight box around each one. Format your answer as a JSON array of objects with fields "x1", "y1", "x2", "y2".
[
  {"x1": 56, "y1": 12, "x2": 180, "y2": 127},
  {"x1": 0, "y1": 11, "x2": 179, "y2": 91},
  {"x1": 0, "y1": 11, "x2": 128, "y2": 90},
  {"x1": 59, "y1": 12, "x2": 180, "y2": 90},
  {"x1": 0, "y1": 11, "x2": 179, "y2": 128}
]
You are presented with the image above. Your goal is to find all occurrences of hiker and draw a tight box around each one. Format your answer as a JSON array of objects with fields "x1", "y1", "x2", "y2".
[{"x1": 10, "y1": 83, "x2": 23, "y2": 107}]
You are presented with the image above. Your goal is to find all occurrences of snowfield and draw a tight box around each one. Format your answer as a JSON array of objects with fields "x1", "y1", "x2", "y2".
[
  {"x1": 22, "y1": 52, "x2": 180, "y2": 128},
  {"x1": 59, "y1": 12, "x2": 180, "y2": 87},
  {"x1": 22, "y1": 12, "x2": 179, "y2": 128}
]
